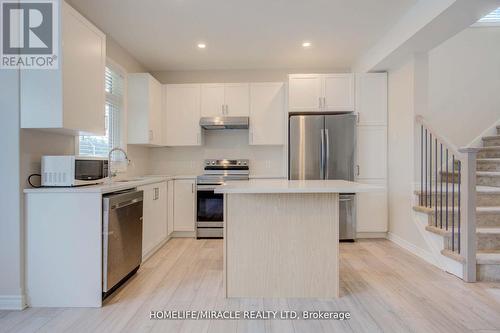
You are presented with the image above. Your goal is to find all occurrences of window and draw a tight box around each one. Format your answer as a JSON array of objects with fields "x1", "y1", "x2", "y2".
[
  {"x1": 473, "y1": 7, "x2": 500, "y2": 26},
  {"x1": 79, "y1": 63, "x2": 125, "y2": 157}
]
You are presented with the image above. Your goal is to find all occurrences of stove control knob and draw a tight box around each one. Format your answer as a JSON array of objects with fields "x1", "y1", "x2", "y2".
[
  {"x1": 237, "y1": 161, "x2": 241, "y2": 165},
  {"x1": 211, "y1": 161, "x2": 215, "y2": 165},
  {"x1": 243, "y1": 162, "x2": 247, "y2": 166}
]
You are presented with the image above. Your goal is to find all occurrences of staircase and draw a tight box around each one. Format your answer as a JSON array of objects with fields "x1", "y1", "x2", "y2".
[{"x1": 414, "y1": 125, "x2": 500, "y2": 282}]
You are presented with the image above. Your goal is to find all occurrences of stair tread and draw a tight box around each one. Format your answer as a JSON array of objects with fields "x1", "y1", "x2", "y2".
[
  {"x1": 414, "y1": 185, "x2": 500, "y2": 194},
  {"x1": 441, "y1": 249, "x2": 465, "y2": 263},
  {"x1": 476, "y1": 227, "x2": 500, "y2": 234},
  {"x1": 479, "y1": 146, "x2": 500, "y2": 151},
  {"x1": 425, "y1": 225, "x2": 500, "y2": 233},
  {"x1": 482, "y1": 135, "x2": 500, "y2": 141},
  {"x1": 477, "y1": 252, "x2": 500, "y2": 264},
  {"x1": 414, "y1": 205, "x2": 500, "y2": 213},
  {"x1": 477, "y1": 171, "x2": 500, "y2": 176}
]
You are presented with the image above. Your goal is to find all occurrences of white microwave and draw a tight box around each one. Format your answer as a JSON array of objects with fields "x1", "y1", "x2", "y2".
[{"x1": 41, "y1": 155, "x2": 109, "y2": 187}]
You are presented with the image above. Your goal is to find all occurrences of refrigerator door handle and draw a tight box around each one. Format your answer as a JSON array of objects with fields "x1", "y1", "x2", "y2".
[
  {"x1": 320, "y1": 129, "x2": 325, "y2": 179},
  {"x1": 324, "y1": 129, "x2": 330, "y2": 179}
]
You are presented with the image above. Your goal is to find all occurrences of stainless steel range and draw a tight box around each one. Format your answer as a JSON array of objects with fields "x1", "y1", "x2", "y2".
[{"x1": 196, "y1": 159, "x2": 249, "y2": 238}]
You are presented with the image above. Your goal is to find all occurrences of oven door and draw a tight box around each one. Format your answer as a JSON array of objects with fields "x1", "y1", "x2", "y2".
[{"x1": 196, "y1": 185, "x2": 223, "y2": 228}]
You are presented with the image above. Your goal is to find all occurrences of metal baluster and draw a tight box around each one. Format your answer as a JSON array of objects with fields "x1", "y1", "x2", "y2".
[
  {"x1": 446, "y1": 149, "x2": 449, "y2": 230},
  {"x1": 430, "y1": 133, "x2": 432, "y2": 208},
  {"x1": 421, "y1": 125, "x2": 424, "y2": 206},
  {"x1": 425, "y1": 129, "x2": 428, "y2": 207},
  {"x1": 440, "y1": 143, "x2": 443, "y2": 229},
  {"x1": 458, "y1": 160, "x2": 461, "y2": 254},
  {"x1": 452, "y1": 155, "x2": 455, "y2": 252},
  {"x1": 435, "y1": 139, "x2": 438, "y2": 226}
]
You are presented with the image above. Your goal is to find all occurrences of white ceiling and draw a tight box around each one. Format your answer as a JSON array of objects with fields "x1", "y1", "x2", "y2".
[{"x1": 69, "y1": 0, "x2": 417, "y2": 71}]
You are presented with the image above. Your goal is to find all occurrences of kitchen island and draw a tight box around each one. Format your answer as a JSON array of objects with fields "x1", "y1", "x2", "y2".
[{"x1": 215, "y1": 179, "x2": 379, "y2": 298}]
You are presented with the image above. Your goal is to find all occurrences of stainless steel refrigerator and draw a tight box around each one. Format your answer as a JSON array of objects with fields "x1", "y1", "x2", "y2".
[{"x1": 289, "y1": 114, "x2": 357, "y2": 241}]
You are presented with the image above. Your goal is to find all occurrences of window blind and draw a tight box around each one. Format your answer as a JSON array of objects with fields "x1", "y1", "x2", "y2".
[
  {"x1": 478, "y1": 7, "x2": 500, "y2": 23},
  {"x1": 79, "y1": 65, "x2": 125, "y2": 157}
]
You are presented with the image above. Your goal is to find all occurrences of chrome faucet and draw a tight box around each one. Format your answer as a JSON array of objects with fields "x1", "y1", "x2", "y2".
[{"x1": 108, "y1": 147, "x2": 131, "y2": 181}]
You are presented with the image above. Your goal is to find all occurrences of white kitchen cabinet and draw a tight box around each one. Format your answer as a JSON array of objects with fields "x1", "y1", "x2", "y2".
[
  {"x1": 163, "y1": 84, "x2": 202, "y2": 146},
  {"x1": 138, "y1": 182, "x2": 167, "y2": 259},
  {"x1": 249, "y1": 82, "x2": 285, "y2": 145},
  {"x1": 20, "y1": 1, "x2": 106, "y2": 135},
  {"x1": 288, "y1": 74, "x2": 322, "y2": 112},
  {"x1": 356, "y1": 126, "x2": 387, "y2": 179},
  {"x1": 356, "y1": 73, "x2": 387, "y2": 126},
  {"x1": 128, "y1": 73, "x2": 163, "y2": 146},
  {"x1": 201, "y1": 83, "x2": 249, "y2": 117},
  {"x1": 167, "y1": 180, "x2": 175, "y2": 236},
  {"x1": 356, "y1": 180, "x2": 388, "y2": 233},
  {"x1": 173, "y1": 179, "x2": 196, "y2": 232},
  {"x1": 288, "y1": 74, "x2": 354, "y2": 112},
  {"x1": 323, "y1": 74, "x2": 355, "y2": 111}
]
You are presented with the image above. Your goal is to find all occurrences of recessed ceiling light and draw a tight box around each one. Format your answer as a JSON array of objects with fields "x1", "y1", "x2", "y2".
[
  {"x1": 302, "y1": 41, "x2": 311, "y2": 48},
  {"x1": 197, "y1": 43, "x2": 206, "y2": 49}
]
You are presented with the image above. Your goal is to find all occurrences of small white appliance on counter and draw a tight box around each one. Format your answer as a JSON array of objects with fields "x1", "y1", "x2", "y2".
[{"x1": 41, "y1": 155, "x2": 109, "y2": 187}]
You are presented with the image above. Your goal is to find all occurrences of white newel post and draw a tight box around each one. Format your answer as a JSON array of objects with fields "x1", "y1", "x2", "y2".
[{"x1": 459, "y1": 148, "x2": 479, "y2": 282}]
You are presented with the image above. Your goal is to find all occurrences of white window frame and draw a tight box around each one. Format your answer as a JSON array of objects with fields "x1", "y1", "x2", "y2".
[{"x1": 75, "y1": 58, "x2": 128, "y2": 171}]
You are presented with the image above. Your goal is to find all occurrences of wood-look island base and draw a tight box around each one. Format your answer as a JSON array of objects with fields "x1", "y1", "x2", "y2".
[{"x1": 216, "y1": 179, "x2": 380, "y2": 298}]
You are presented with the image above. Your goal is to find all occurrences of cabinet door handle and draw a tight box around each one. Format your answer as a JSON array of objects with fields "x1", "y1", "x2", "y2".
[
  {"x1": 149, "y1": 130, "x2": 153, "y2": 141},
  {"x1": 323, "y1": 97, "x2": 326, "y2": 108},
  {"x1": 225, "y1": 104, "x2": 228, "y2": 115},
  {"x1": 356, "y1": 165, "x2": 360, "y2": 176},
  {"x1": 318, "y1": 97, "x2": 322, "y2": 109},
  {"x1": 221, "y1": 104, "x2": 224, "y2": 115},
  {"x1": 191, "y1": 183, "x2": 194, "y2": 193}
]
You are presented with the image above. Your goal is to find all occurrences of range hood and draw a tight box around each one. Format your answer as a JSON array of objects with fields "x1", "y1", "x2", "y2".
[{"x1": 199, "y1": 117, "x2": 249, "y2": 130}]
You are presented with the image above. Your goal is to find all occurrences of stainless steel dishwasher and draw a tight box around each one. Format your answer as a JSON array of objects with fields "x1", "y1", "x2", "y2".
[{"x1": 102, "y1": 189, "x2": 143, "y2": 298}]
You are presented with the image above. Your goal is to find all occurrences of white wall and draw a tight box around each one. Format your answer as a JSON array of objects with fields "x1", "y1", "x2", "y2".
[
  {"x1": 387, "y1": 58, "x2": 432, "y2": 254},
  {"x1": 425, "y1": 27, "x2": 500, "y2": 147}
]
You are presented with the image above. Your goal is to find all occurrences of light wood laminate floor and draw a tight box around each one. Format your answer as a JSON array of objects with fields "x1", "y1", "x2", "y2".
[{"x1": 2, "y1": 239, "x2": 500, "y2": 333}]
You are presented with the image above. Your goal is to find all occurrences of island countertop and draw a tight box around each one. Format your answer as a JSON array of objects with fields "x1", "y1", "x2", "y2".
[{"x1": 215, "y1": 179, "x2": 381, "y2": 194}]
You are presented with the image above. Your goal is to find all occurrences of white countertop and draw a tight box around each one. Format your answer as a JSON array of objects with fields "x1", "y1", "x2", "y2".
[
  {"x1": 214, "y1": 179, "x2": 382, "y2": 194},
  {"x1": 23, "y1": 175, "x2": 193, "y2": 194}
]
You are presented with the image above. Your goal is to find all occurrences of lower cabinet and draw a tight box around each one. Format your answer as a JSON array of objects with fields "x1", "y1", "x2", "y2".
[
  {"x1": 356, "y1": 179, "x2": 388, "y2": 233},
  {"x1": 173, "y1": 179, "x2": 196, "y2": 232},
  {"x1": 138, "y1": 182, "x2": 167, "y2": 259}
]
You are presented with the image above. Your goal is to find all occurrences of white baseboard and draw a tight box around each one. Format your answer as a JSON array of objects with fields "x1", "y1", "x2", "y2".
[
  {"x1": 171, "y1": 231, "x2": 196, "y2": 238},
  {"x1": 357, "y1": 232, "x2": 387, "y2": 239},
  {"x1": 0, "y1": 295, "x2": 27, "y2": 310},
  {"x1": 387, "y1": 232, "x2": 437, "y2": 266}
]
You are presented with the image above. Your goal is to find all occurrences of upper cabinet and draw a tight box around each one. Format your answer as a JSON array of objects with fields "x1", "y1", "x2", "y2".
[
  {"x1": 356, "y1": 73, "x2": 387, "y2": 126},
  {"x1": 128, "y1": 73, "x2": 163, "y2": 146},
  {"x1": 20, "y1": 1, "x2": 106, "y2": 136},
  {"x1": 201, "y1": 83, "x2": 249, "y2": 117},
  {"x1": 163, "y1": 84, "x2": 202, "y2": 146},
  {"x1": 288, "y1": 74, "x2": 354, "y2": 112},
  {"x1": 249, "y1": 82, "x2": 285, "y2": 145}
]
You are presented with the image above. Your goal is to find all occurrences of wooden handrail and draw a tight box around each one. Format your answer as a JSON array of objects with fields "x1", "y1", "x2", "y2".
[{"x1": 415, "y1": 115, "x2": 464, "y2": 159}]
